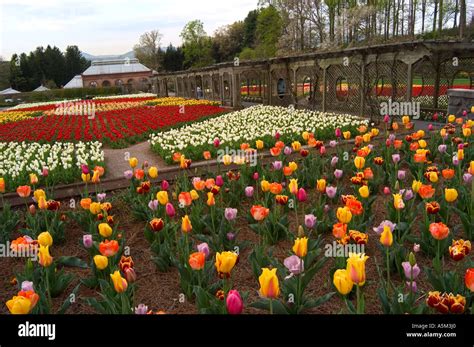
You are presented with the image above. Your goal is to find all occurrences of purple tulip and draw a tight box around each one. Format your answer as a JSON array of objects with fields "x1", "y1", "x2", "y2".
[
  {"x1": 224, "y1": 208, "x2": 238, "y2": 221},
  {"x1": 245, "y1": 186, "x2": 254, "y2": 197},
  {"x1": 304, "y1": 214, "x2": 317, "y2": 229},
  {"x1": 284, "y1": 255, "x2": 304, "y2": 275},
  {"x1": 331, "y1": 156, "x2": 339, "y2": 167},
  {"x1": 458, "y1": 143, "x2": 464, "y2": 150},
  {"x1": 335, "y1": 128, "x2": 342, "y2": 138},
  {"x1": 135, "y1": 304, "x2": 148, "y2": 314},
  {"x1": 463, "y1": 110, "x2": 467, "y2": 116},
  {"x1": 21, "y1": 281, "x2": 34, "y2": 292},
  {"x1": 324, "y1": 204, "x2": 330, "y2": 213},
  {"x1": 97, "y1": 193, "x2": 106, "y2": 202},
  {"x1": 438, "y1": 144, "x2": 447, "y2": 153},
  {"x1": 402, "y1": 261, "x2": 420, "y2": 280},
  {"x1": 284, "y1": 146, "x2": 292, "y2": 155},
  {"x1": 373, "y1": 220, "x2": 396, "y2": 234},
  {"x1": 406, "y1": 281, "x2": 418, "y2": 293},
  {"x1": 297, "y1": 188, "x2": 307, "y2": 202},
  {"x1": 413, "y1": 243, "x2": 420, "y2": 253},
  {"x1": 397, "y1": 170, "x2": 406, "y2": 180},
  {"x1": 463, "y1": 173, "x2": 473, "y2": 184},
  {"x1": 368, "y1": 144, "x2": 374, "y2": 151},
  {"x1": 226, "y1": 290, "x2": 243, "y2": 315},
  {"x1": 334, "y1": 169, "x2": 343, "y2": 179},
  {"x1": 227, "y1": 232, "x2": 235, "y2": 241},
  {"x1": 403, "y1": 189, "x2": 414, "y2": 201},
  {"x1": 161, "y1": 180, "x2": 169, "y2": 190},
  {"x1": 165, "y1": 203, "x2": 175, "y2": 217},
  {"x1": 124, "y1": 170, "x2": 133, "y2": 180},
  {"x1": 392, "y1": 154, "x2": 400, "y2": 164},
  {"x1": 148, "y1": 199, "x2": 159, "y2": 211},
  {"x1": 143, "y1": 161, "x2": 149, "y2": 168},
  {"x1": 216, "y1": 175, "x2": 224, "y2": 187},
  {"x1": 197, "y1": 243, "x2": 210, "y2": 259},
  {"x1": 329, "y1": 140, "x2": 337, "y2": 148},
  {"x1": 388, "y1": 134, "x2": 396, "y2": 142},
  {"x1": 325, "y1": 186, "x2": 337, "y2": 199},
  {"x1": 83, "y1": 234, "x2": 93, "y2": 248},
  {"x1": 272, "y1": 161, "x2": 283, "y2": 170}
]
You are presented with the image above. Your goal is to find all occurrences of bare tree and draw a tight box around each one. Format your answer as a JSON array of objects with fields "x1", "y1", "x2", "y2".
[{"x1": 133, "y1": 30, "x2": 163, "y2": 71}]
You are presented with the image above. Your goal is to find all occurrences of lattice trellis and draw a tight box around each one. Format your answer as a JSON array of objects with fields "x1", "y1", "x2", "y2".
[
  {"x1": 412, "y1": 56, "x2": 438, "y2": 110},
  {"x1": 326, "y1": 63, "x2": 362, "y2": 114},
  {"x1": 438, "y1": 57, "x2": 474, "y2": 110},
  {"x1": 295, "y1": 65, "x2": 323, "y2": 110}
]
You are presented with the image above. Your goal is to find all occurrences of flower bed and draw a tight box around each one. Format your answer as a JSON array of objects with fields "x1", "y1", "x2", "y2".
[
  {"x1": 0, "y1": 141, "x2": 104, "y2": 190},
  {"x1": 150, "y1": 105, "x2": 369, "y2": 163}
]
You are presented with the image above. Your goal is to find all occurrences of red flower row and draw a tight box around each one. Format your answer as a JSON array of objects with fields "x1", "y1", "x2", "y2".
[{"x1": 0, "y1": 105, "x2": 225, "y2": 142}]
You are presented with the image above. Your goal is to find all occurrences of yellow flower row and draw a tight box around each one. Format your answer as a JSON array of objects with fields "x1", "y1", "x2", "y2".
[
  {"x1": 0, "y1": 111, "x2": 39, "y2": 124},
  {"x1": 147, "y1": 97, "x2": 220, "y2": 106}
]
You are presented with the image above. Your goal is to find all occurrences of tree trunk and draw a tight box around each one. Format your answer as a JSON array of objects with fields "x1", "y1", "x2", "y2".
[
  {"x1": 421, "y1": 0, "x2": 426, "y2": 33},
  {"x1": 438, "y1": 0, "x2": 443, "y2": 34},
  {"x1": 453, "y1": 0, "x2": 458, "y2": 28},
  {"x1": 433, "y1": 0, "x2": 438, "y2": 32},
  {"x1": 459, "y1": 0, "x2": 466, "y2": 38}
]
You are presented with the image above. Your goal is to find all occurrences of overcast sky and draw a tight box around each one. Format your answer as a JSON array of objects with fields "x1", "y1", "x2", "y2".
[{"x1": 0, "y1": 0, "x2": 259, "y2": 59}]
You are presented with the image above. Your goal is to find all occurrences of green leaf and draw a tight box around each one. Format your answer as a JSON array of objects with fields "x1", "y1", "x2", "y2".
[{"x1": 57, "y1": 256, "x2": 89, "y2": 268}]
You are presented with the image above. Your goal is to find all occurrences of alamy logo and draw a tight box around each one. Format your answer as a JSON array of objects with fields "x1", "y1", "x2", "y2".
[
  {"x1": 324, "y1": 241, "x2": 365, "y2": 257},
  {"x1": 18, "y1": 321, "x2": 56, "y2": 340},
  {"x1": 54, "y1": 100, "x2": 96, "y2": 119},
  {"x1": 380, "y1": 99, "x2": 420, "y2": 119},
  {"x1": 217, "y1": 147, "x2": 257, "y2": 167},
  {"x1": 0, "y1": 241, "x2": 38, "y2": 261}
]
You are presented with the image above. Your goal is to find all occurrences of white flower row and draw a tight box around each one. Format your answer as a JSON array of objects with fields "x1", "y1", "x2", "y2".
[
  {"x1": 149, "y1": 105, "x2": 368, "y2": 152},
  {"x1": 9, "y1": 93, "x2": 156, "y2": 110},
  {"x1": 0, "y1": 141, "x2": 104, "y2": 179}
]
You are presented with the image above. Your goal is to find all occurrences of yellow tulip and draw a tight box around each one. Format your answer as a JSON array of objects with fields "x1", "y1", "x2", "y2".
[
  {"x1": 444, "y1": 188, "x2": 458, "y2": 203},
  {"x1": 402, "y1": 115, "x2": 410, "y2": 124},
  {"x1": 261, "y1": 179, "x2": 270, "y2": 192},
  {"x1": 362, "y1": 133, "x2": 371, "y2": 143},
  {"x1": 302, "y1": 131, "x2": 310, "y2": 141},
  {"x1": 336, "y1": 207, "x2": 352, "y2": 224},
  {"x1": 221, "y1": 154, "x2": 232, "y2": 165},
  {"x1": 288, "y1": 161, "x2": 298, "y2": 171},
  {"x1": 412, "y1": 180, "x2": 422, "y2": 193},
  {"x1": 428, "y1": 172, "x2": 438, "y2": 183},
  {"x1": 81, "y1": 173, "x2": 90, "y2": 182},
  {"x1": 354, "y1": 156, "x2": 365, "y2": 169},
  {"x1": 346, "y1": 252, "x2": 369, "y2": 286},
  {"x1": 38, "y1": 245, "x2": 53, "y2": 267},
  {"x1": 156, "y1": 191, "x2": 169, "y2": 205},
  {"x1": 316, "y1": 179, "x2": 326, "y2": 193},
  {"x1": 29, "y1": 173, "x2": 38, "y2": 185},
  {"x1": 215, "y1": 251, "x2": 238, "y2": 275},
  {"x1": 288, "y1": 178, "x2": 298, "y2": 195},
  {"x1": 91, "y1": 170, "x2": 100, "y2": 183},
  {"x1": 6, "y1": 296, "x2": 32, "y2": 314},
  {"x1": 393, "y1": 193, "x2": 405, "y2": 210},
  {"x1": 448, "y1": 114, "x2": 455, "y2": 123},
  {"x1": 190, "y1": 190, "x2": 199, "y2": 200},
  {"x1": 458, "y1": 149, "x2": 464, "y2": 161},
  {"x1": 463, "y1": 127, "x2": 472, "y2": 137},
  {"x1": 148, "y1": 166, "x2": 158, "y2": 179},
  {"x1": 343, "y1": 131, "x2": 351, "y2": 140},
  {"x1": 380, "y1": 226, "x2": 393, "y2": 247},
  {"x1": 129, "y1": 157, "x2": 138, "y2": 168},
  {"x1": 359, "y1": 185, "x2": 369, "y2": 198},
  {"x1": 333, "y1": 269, "x2": 354, "y2": 295},
  {"x1": 418, "y1": 139, "x2": 427, "y2": 148},
  {"x1": 292, "y1": 237, "x2": 308, "y2": 257},
  {"x1": 258, "y1": 268, "x2": 280, "y2": 299},
  {"x1": 38, "y1": 197, "x2": 47, "y2": 210},
  {"x1": 110, "y1": 270, "x2": 128, "y2": 293},
  {"x1": 256, "y1": 140, "x2": 264, "y2": 150},
  {"x1": 37, "y1": 231, "x2": 53, "y2": 247},
  {"x1": 89, "y1": 202, "x2": 102, "y2": 215},
  {"x1": 181, "y1": 215, "x2": 192, "y2": 233},
  {"x1": 470, "y1": 161, "x2": 474, "y2": 175},
  {"x1": 440, "y1": 128, "x2": 447, "y2": 137},
  {"x1": 370, "y1": 128, "x2": 379, "y2": 137},
  {"x1": 34, "y1": 189, "x2": 46, "y2": 202},
  {"x1": 207, "y1": 192, "x2": 215, "y2": 206},
  {"x1": 94, "y1": 255, "x2": 108, "y2": 270},
  {"x1": 98, "y1": 223, "x2": 113, "y2": 238},
  {"x1": 291, "y1": 141, "x2": 301, "y2": 151}
]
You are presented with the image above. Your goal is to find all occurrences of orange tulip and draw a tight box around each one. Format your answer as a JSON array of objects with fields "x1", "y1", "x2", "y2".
[
  {"x1": 203, "y1": 151, "x2": 212, "y2": 160},
  {"x1": 333, "y1": 223, "x2": 348, "y2": 239},
  {"x1": 181, "y1": 215, "x2": 192, "y2": 233},
  {"x1": 250, "y1": 205, "x2": 270, "y2": 221},
  {"x1": 345, "y1": 197, "x2": 363, "y2": 216},
  {"x1": 193, "y1": 180, "x2": 206, "y2": 191},
  {"x1": 418, "y1": 184, "x2": 435, "y2": 199},
  {"x1": 269, "y1": 182, "x2": 283, "y2": 195},
  {"x1": 178, "y1": 192, "x2": 192, "y2": 207},
  {"x1": 189, "y1": 252, "x2": 206, "y2": 270},
  {"x1": 207, "y1": 192, "x2": 215, "y2": 206},
  {"x1": 465, "y1": 268, "x2": 474, "y2": 292},
  {"x1": 441, "y1": 168, "x2": 455, "y2": 180},
  {"x1": 16, "y1": 185, "x2": 31, "y2": 198},
  {"x1": 99, "y1": 240, "x2": 119, "y2": 257},
  {"x1": 429, "y1": 222, "x2": 450, "y2": 240},
  {"x1": 270, "y1": 147, "x2": 281, "y2": 156}
]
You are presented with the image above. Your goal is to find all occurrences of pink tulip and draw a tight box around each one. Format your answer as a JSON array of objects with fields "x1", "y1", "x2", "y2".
[
  {"x1": 297, "y1": 188, "x2": 307, "y2": 202},
  {"x1": 216, "y1": 175, "x2": 224, "y2": 187},
  {"x1": 335, "y1": 128, "x2": 342, "y2": 138},
  {"x1": 245, "y1": 186, "x2": 254, "y2": 197},
  {"x1": 226, "y1": 290, "x2": 243, "y2": 315},
  {"x1": 165, "y1": 203, "x2": 175, "y2": 217},
  {"x1": 213, "y1": 138, "x2": 220, "y2": 147},
  {"x1": 383, "y1": 187, "x2": 391, "y2": 195},
  {"x1": 161, "y1": 180, "x2": 169, "y2": 190}
]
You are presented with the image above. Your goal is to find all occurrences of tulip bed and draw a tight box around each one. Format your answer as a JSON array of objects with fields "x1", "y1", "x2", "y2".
[
  {"x1": 150, "y1": 105, "x2": 369, "y2": 163},
  {"x1": 2, "y1": 114, "x2": 473, "y2": 315}
]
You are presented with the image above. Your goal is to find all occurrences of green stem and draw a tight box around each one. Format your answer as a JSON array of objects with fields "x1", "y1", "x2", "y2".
[
  {"x1": 356, "y1": 284, "x2": 361, "y2": 314},
  {"x1": 386, "y1": 247, "x2": 390, "y2": 296},
  {"x1": 269, "y1": 298, "x2": 273, "y2": 315}
]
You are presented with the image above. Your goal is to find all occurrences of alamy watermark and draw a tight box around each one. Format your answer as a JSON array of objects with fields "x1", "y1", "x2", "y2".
[
  {"x1": 324, "y1": 241, "x2": 365, "y2": 257},
  {"x1": 0, "y1": 241, "x2": 38, "y2": 261},
  {"x1": 380, "y1": 99, "x2": 420, "y2": 119},
  {"x1": 217, "y1": 147, "x2": 257, "y2": 167},
  {"x1": 54, "y1": 100, "x2": 96, "y2": 119}
]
